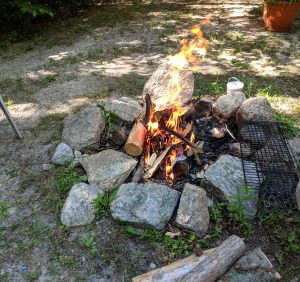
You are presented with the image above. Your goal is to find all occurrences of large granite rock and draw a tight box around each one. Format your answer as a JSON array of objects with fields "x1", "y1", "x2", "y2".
[
  {"x1": 79, "y1": 150, "x2": 137, "y2": 192},
  {"x1": 175, "y1": 183, "x2": 210, "y2": 237},
  {"x1": 51, "y1": 142, "x2": 74, "y2": 165},
  {"x1": 236, "y1": 97, "x2": 276, "y2": 126},
  {"x1": 61, "y1": 183, "x2": 103, "y2": 227},
  {"x1": 110, "y1": 183, "x2": 180, "y2": 230},
  {"x1": 62, "y1": 107, "x2": 105, "y2": 151},
  {"x1": 102, "y1": 97, "x2": 143, "y2": 123},
  {"x1": 201, "y1": 155, "x2": 258, "y2": 218},
  {"x1": 218, "y1": 248, "x2": 280, "y2": 282},
  {"x1": 212, "y1": 91, "x2": 246, "y2": 122},
  {"x1": 296, "y1": 181, "x2": 300, "y2": 209},
  {"x1": 142, "y1": 63, "x2": 194, "y2": 111}
]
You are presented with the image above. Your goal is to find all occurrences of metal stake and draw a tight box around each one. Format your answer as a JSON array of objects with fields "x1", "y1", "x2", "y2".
[{"x1": 0, "y1": 95, "x2": 22, "y2": 138}]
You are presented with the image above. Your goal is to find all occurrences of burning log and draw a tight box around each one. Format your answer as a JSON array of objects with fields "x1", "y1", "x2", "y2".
[
  {"x1": 173, "y1": 159, "x2": 190, "y2": 178},
  {"x1": 124, "y1": 120, "x2": 147, "y2": 156},
  {"x1": 143, "y1": 124, "x2": 193, "y2": 179},
  {"x1": 143, "y1": 146, "x2": 172, "y2": 179}
]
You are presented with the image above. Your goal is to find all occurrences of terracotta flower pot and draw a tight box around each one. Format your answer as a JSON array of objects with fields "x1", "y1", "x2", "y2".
[{"x1": 263, "y1": 1, "x2": 300, "y2": 32}]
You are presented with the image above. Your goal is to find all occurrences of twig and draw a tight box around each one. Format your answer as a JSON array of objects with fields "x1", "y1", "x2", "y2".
[
  {"x1": 225, "y1": 124, "x2": 236, "y2": 140},
  {"x1": 160, "y1": 124, "x2": 202, "y2": 152}
]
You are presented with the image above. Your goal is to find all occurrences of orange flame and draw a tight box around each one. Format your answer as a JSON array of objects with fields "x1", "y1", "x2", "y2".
[{"x1": 145, "y1": 17, "x2": 210, "y2": 179}]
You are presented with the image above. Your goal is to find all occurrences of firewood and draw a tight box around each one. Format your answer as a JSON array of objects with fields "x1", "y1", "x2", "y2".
[
  {"x1": 143, "y1": 146, "x2": 172, "y2": 179},
  {"x1": 124, "y1": 120, "x2": 147, "y2": 156},
  {"x1": 178, "y1": 235, "x2": 246, "y2": 282},
  {"x1": 143, "y1": 124, "x2": 192, "y2": 179},
  {"x1": 133, "y1": 236, "x2": 246, "y2": 282},
  {"x1": 132, "y1": 248, "x2": 215, "y2": 282},
  {"x1": 211, "y1": 128, "x2": 225, "y2": 138},
  {"x1": 173, "y1": 160, "x2": 190, "y2": 178},
  {"x1": 110, "y1": 126, "x2": 128, "y2": 145},
  {"x1": 148, "y1": 153, "x2": 157, "y2": 168},
  {"x1": 132, "y1": 153, "x2": 145, "y2": 183}
]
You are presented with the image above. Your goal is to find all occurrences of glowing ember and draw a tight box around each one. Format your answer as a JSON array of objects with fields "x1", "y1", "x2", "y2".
[{"x1": 145, "y1": 17, "x2": 210, "y2": 179}]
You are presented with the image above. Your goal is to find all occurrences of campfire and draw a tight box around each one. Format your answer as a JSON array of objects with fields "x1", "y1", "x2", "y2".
[{"x1": 125, "y1": 18, "x2": 211, "y2": 182}]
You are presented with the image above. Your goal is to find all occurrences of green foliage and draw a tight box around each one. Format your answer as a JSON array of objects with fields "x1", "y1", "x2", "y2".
[
  {"x1": 93, "y1": 186, "x2": 119, "y2": 220},
  {"x1": 83, "y1": 236, "x2": 98, "y2": 258},
  {"x1": 230, "y1": 59, "x2": 250, "y2": 69},
  {"x1": 194, "y1": 75, "x2": 225, "y2": 97},
  {"x1": 163, "y1": 234, "x2": 195, "y2": 257},
  {"x1": 54, "y1": 166, "x2": 87, "y2": 200},
  {"x1": 208, "y1": 203, "x2": 223, "y2": 223},
  {"x1": 0, "y1": 201, "x2": 10, "y2": 217},
  {"x1": 41, "y1": 75, "x2": 56, "y2": 85},
  {"x1": 97, "y1": 102, "x2": 118, "y2": 129},
  {"x1": 275, "y1": 112, "x2": 299, "y2": 137}
]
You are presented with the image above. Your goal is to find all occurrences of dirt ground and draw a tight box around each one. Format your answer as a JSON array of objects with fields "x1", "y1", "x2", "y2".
[{"x1": 0, "y1": 1, "x2": 300, "y2": 281}]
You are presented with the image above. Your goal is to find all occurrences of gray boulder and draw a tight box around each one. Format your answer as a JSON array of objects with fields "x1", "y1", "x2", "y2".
[
  {"x1": 288, "y1": 138, "x2": 300, "y2": 161},
  {"x1": 201, "y1": 155, "x2": 258, "y2": 218},
  {"x1": 102, "y1": 97, "x2": 143, "y2": 123},
  {"x1": 212, "y1": 91, "x2": 246, "y2": 122},
  {"x1": 218, "y1": 248, "x2": 280, "y2": 281},
  {"x1": 175, "y1": 183, "x2": 210, "y2": 237},
  {"x1": 51, "y1": 142, "x2": 74, "y2": 165},
  {"x1": 110, "y1": 182, "x2": 180, "y2": 230},
  {"x1": 79, "y1": 149, "x2": 137, "y2": 192},
  {"x1": 142, "y1": 63, "x2": 194, "y2": 111},
  {"x1": 62, "y1": 107, "x2": 105, "y2": 151},
  {"x1": 236, "y1": 97, "x2": 276, "y2": 126},
  {"x1": 61, "y1": 183, "x2": 103, "y2": 227}
]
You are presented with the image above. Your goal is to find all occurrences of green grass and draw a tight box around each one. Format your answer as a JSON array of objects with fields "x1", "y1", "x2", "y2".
[
  {"x1": 275, "y1": 112, "x2": 299, "y2": 137},
  {"x1": 0, "y1": 201, "x2": 10, "y2": 218},
  {"x1": 230, "y1": 59, "x2": 250, "y2": 69}
]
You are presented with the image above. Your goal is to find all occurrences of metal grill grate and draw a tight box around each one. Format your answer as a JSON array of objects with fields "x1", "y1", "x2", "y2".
[{"x1": 239, "y1": 121, "x2": 299, "y2": 209}]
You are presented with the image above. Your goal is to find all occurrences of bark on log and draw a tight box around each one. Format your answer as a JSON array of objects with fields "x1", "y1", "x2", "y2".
[
  {"x1": 124, "y1": 120, "x2": 147, "y2": 156},
  {"x1": 132, "y1": 248, "x2": 215, "y2": 282},
  {"x1": 110, "y1": 126, "x2": 128, "y2": 145},
  {"x1": 132, "y1": 153, "x2": 145, "y2": 183},
  {"x1": 173, "y1": 160, "x2": 190, "y2": 178},
  {"x1": 178, "y1": 235, "x2": 246, "y2": 282}
]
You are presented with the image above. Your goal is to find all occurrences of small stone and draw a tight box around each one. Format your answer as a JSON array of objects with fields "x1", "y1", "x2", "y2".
[
  {"x1": 236, "y1": 97, "x2": 276, "y2": 127},
  {"x1": 201, "y1": 155, "x2": 258, "y2": 218},
  {"x1": 19, "y1": 264, "x2": 28, "y2": 272},
  {"x1": 74, "y1": 150, "x2": 82, "y2": 158},
  {"x1": 212, "y1": 91, "x2": 246, "y2": 122},
  {"x1": 51, "y1": 143, "x2": 74, "y2": 165},
  {"x1": 102, "y1": 97, "x2": 143, "y2": 123},
  {"x1": 207, "y1": 198, "x2": 214, "y2": 207},
  {"x1": 142, "y1": 63, "x2": 194, "y2": 111},
  {"x1": 165, "y1": 231, "x2": 181, "y2": 238},
  {"x1": 149, "y1": 262, "x2": 156, "y2": 270},
  {"x1": 175, "y1": 183, "x2": 210, "y2": 237},
  {"x1": 61, "y1": 183, "x2": 103, "y2": 227},
  {"x1": 80, "y1": 150, "x2": 137, "y2": 192},
  {"x1": 42, "y1": 163, "x2": 54, "y2": 171},
  {"x1": 110, "y1": 182, "x2": 180, "y2": 230},
  {"x1": 62, "y1": 107, "x2": 105, "y2": 151}
]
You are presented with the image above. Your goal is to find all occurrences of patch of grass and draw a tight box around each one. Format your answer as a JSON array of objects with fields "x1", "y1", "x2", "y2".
[
  {"x1": 83, "y1": 236, "x2": 98, "y2": 258},
  {"x1": 248, "y1": 6, "x2": 264, "y2": 16},
  {"x1": 93, "y1": 186, "x2": 118, "y2": 220},
  {"x1": 54, "y1": 165, "x2": 87, "y2": 207},
  {"x1": 0, "y1": 201, "x2": 10, "y2": 218},
  {"x1": 41, "y1": 75, "x2": 56, "y2": 85},
  {"x1": 23, "y1": 271, "x2": 40, "y2": 281},
  {"x1": 97, "y1": 101, "x2": 119, "y2": 129},
  {"x1": 275, "y1": 112, "x2": 299, "y2": 137},
  {"x1": 92, "y1": 88, "x2": 112, "y2": 98},
  {"x1": 230, "y1": 59, "x2": 250, "y2": 69},
  {"x1": 194, "y1": 75, "x2": 225, "y2": 97}
]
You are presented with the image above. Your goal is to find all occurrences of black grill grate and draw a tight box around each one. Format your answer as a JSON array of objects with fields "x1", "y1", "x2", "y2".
[{"x1": 239, "y1": 121, "x2": 299, "y2": 209}]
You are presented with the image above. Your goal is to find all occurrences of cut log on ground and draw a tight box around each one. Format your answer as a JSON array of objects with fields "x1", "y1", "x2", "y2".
[
  {"x1": 133, "y1": 248, "x2": 215, "y2": 282},
  {"x1": 178, "y1": 235, "x2": 246, "y2": 282},
  {"x1": 133, "y1": 235, "x2": 246, "y2": 282},
  {"x1": 110, "y1": 126, "x2": 128, "y2": 145},
  {"x1": 132, "y1": 153, "x2": 145, "y2": 183},
  {"x1": 124, "y1": 120, "x2": 147, "y2": 156}
]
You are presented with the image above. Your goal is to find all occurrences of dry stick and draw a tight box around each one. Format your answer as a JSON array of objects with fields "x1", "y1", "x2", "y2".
[
  {"x1": 160, "y1": 124, "x2": 202, "y2": 152},
  {"x1": 225, "y1": 124, "x2": 236, "y2": 140}
]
